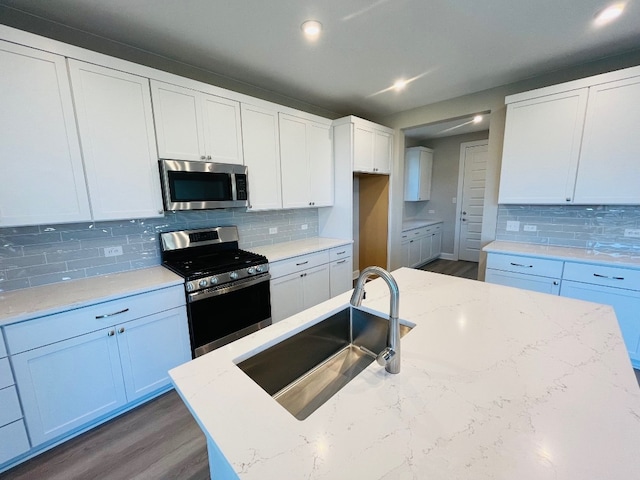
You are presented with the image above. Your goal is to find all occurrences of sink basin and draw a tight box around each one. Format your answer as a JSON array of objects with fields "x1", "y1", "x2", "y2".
[{"x1": 236, "y1": 306, "x2": 413, "y2": 420}]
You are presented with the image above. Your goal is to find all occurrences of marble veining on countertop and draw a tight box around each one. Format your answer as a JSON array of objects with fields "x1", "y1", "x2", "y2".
[
  {"x1": 169, "y1": 267, "x2": 640, "y2": 479},
  {"x1": 250, "y1": 237, "x2": 352, "y2": 263},
  {"x1": 402, "y1": 218, "x2": 443, "y2": 231},
  {"x1": 0, "y1": 266, "x2": 183, "y2": 325},
  {"x1": 484, "y1": 240, "x2": 640, "y2": 270}
]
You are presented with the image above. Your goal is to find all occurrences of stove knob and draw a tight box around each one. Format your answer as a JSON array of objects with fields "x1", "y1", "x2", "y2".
[
  {"x1": 229, "y1": 271, "x2": 239, "y2": 280},
  {"x1": 210, "y1": 276, "x2": 218, "y2": 285},
  {"x1": 247, "y1": 267, "x2": 256, "y2": 275},
  {"x1": 186, "y1": 282, "x2": 195, "y2": 292},
  {"x1": 199, "y1": 279, "x2": 209, "y2": 288},
  {"x1": 255, "y1": 265, "x2": 264, "y2": 273}
]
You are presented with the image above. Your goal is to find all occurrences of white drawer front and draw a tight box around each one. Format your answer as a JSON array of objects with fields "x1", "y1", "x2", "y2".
[
  {"x1": 563, "y1": 262, "x2": 640, "y2": 291},
  {"x1": 0, "y1": 358, "x2": 14, "y2": 390},
  {"x1": 269, "y1": 251, "x2": 330, "y2": 279},
  {"x1": 0, "y1": 386, "x2": 23, "y2": 427},
  {"x1": 408, "y1": 227, "x2": 428, "y2": 238},
  {"x1": 0, "y1": 330, "x2": 6, "y2": 358},
  {"x1": 486, "y1": 253, "x2": 564, "y2": 278},
  {"x1": 5, "y1": 285, "x2": 185, "y2": 355},
  {"x1": 0, "y1": 420, "x2": 30, "y2": 465},
  {"x1": 329, "y1": 245, "x2": 352, "y2": 262}
]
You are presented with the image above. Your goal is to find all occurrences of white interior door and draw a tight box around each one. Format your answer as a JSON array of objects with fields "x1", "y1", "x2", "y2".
[{"x1": 456, "y1": 141, "x2": 488, "y2": 262}]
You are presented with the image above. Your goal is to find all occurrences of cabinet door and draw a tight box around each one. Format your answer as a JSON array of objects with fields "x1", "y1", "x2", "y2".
[
  {"x1": 241, "y1": 104, "x2": 282, "y2": 210},
  {"x1": 150, "y1": 80, "x2": 205, "y2": 161},
  {"x1": 408, "y1": 239, "x2": 421, "y2": 268},
  {"x1": 68, "y1": 60, "x2": 163, "y2": 221},
  {"x1": 400, "y1": 240, "x2": 410, "y2": 268},
  {"x1": 302, "y1": 264, "x2": 331, "y2": 309},
  {"x1": 0, "y1": 41, "x2": 90, "y2": 227},
  {"x1": 373, "y1": 130, "x2": 392, "y2": 174},
  {"x1": 308, "y1": 121, "x2": 333, "y2": 207},
  {"x1": 573, "y1": 76, "x2": 640, "y2": 204},
  {"x1": 419, "y1": 234, "x2": 433, "y2": 265},
  {"x1": 270, "y1": 272, "x2": 305, "y2": 322},
  {"x1": 560, "y1": 280, "x2": 640, "y2": 363},
  {"x1": 353, "y1": 125, "x2": 374, "y2": 172},
  {"x1": 330, "y1": 257, "x2": 352, "y2": 297},
  {"x1": 279, "y1": 114, "x2": 311, "y2": 208},
  {"x1": 12, "y1": 328, "x2": 127, "y2": 446},
  {"x1": 201, "y1": 94, "x2": 244, "y2": 165},
  {"x1": 485, "y1": 270, "x2": 561, "y2": 295},
  {"x1": 116, "y1": 308, "x2": 190, "y2": 402},
  {"x1": 431, "y1": 231, "x2": 442, "y2": 260},
  {"x1": 498, "y1": 89, "x2": 588, "y2": 204}
]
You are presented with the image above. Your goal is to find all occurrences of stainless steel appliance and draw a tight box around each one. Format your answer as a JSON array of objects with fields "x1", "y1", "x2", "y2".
[
  {"x1": 159, "y1": 159, "x2": 249, "y2": 211},
  {"x1": 160, "y1": 226, "x2": 271, "y2": 357}
]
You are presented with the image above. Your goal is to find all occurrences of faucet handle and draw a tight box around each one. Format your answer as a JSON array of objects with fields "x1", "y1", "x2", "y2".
[{"x1": 376, "y1": 347, "x2": 396, "y2": 366}]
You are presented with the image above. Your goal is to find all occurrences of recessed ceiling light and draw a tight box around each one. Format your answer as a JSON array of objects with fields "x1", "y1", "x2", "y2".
[
  {"x1": 473, "y1": 115, "x2": 483, "y2": 123},
  {"x1": 301, "y1": 20, "x2": 322, "y2": 39},
  {"x1": 594, "y1": 3, "x2": 625, "y2": 26},
  {"x1": 393, "y1": 79, "x2": 407, "y2": 91}
]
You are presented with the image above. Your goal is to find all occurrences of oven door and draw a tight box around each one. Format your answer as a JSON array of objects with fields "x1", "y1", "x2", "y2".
[{"x1": 187, "y1": 273, "x2": 271, "y2": 357}]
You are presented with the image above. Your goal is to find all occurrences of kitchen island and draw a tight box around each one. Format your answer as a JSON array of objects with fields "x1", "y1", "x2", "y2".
[{"x1": 169, "y1": 267, "x2": 640, "y2": 479}]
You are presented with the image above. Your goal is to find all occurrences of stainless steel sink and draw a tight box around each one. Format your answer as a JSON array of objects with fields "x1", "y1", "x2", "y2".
[{"x1": 235, "y1": 306, "x2": 413, "y2": 420}]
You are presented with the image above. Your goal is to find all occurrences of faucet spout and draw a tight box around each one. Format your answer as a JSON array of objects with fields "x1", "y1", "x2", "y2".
[{"x1": 350, "y1": 266, "x2": 401, "y2": 374}]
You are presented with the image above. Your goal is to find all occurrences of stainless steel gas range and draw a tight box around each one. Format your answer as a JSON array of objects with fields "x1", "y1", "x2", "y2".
[{"x1": 160, "y1": 226, "x2": 271, "y2": 357}]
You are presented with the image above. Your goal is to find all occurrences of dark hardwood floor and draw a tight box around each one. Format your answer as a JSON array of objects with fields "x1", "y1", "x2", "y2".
[
  {"x1": 2, "y1": 390, "x2": 209, "y2": 480},
  {"x1": 418, "y1": 258, "x2": 479, "y2": 280}
]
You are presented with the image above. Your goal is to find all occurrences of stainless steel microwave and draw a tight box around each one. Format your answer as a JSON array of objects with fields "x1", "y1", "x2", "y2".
[{"x1": 159, "y1": 159, "x2": 249, "y2": 211}]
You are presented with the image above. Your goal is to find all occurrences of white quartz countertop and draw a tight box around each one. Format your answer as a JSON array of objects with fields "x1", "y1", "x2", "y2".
[
  {"x1": 484, "y1": 240, "x2": 640, "y2": 270},
  {"x1": 0, "y1": 266, "x2": 183, "y2": 325},
  {"x1": 402, "y1": 218, "x2": 442, "y2": 231},
  {"x1": 250, "y1": 237, "x2": 352, "y2": 263},
  {"x1": 169, "y1": 268, "x2": 640, "y2": 479}
]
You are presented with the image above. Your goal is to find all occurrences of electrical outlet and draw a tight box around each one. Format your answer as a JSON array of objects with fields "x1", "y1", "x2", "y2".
[
  {"x1": 428, "y1": 210, "x2": 435, "y2": 214},
  {"x1": 104, "y1": 246, "x2": 123, "y2": 257},
  {"x1": 452, "y1": 197, "x2": 457, "y2": 204},
  {"x1": 523, "y1": 225, "x2": 537, "y2": 232},
  {"x1": 506, "y1": 221, "x2": 520, "y2": 232},
  {"x1": 624, "y1": 228, "x2": 640, "y2": 238},
  {"x1": 301, "y1": 224, "x2": 308, "y2": 230},
  {"x1": 269, "y1": 227, "x2": 278, "y2": 235}
]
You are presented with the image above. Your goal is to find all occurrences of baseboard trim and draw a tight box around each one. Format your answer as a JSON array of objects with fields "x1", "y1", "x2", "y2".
[{"x1": 439, "y1": 253, "x2": 455, "y2": 261}]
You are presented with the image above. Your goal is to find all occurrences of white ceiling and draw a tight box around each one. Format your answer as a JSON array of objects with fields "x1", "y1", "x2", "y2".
[{"x1": 2, "y1": 0, "x2": 640, "y2": 119}]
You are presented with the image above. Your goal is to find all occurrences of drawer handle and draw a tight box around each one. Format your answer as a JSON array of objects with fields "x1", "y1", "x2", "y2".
[
  {"x1": 96, "y1": 308, "x2": 129, "y2": 319},
  {"x1": 296, "y1": 261, "x2": 309, "y2": 266},
  {"x1": 510, "y1": 262, "x2": 533, "y2": 268},
  {"x1": 593, "y1": 273, "x2": 624, "y2": 281},
  {"x1": 336, "y1": 250, "x2": 346, "y2": 255},
  {"x1": 336, "y1": 259, "x2": 347, "y2": 264},
  {"x1": 107, "y1": 330, "x2": 115, "y2": 337}
]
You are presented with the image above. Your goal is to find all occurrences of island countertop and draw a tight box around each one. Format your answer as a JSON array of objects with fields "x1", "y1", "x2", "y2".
[{"x1": 169, "y1": 268, "x2": 640, "y2": 479}]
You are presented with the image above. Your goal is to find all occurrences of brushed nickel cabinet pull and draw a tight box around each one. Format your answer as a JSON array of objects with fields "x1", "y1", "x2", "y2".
[
  {"x1": 296, "y1": 261, "x2": 309, "y2": 266},
  {"x1": 510, "y1": 262, "x2": 533, "y2": 268},
  {"x1": 593, "y1": 273, "x2": 624, "y2": 280},
  {"x1": 95, "y1": 308, "x2": 129, "y2": 319}
]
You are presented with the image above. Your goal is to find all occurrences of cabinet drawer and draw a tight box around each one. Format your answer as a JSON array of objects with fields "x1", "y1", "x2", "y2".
[
  {"x1": 408, "y1": 227, "x2": 428, "y2": 238},
  {"x1": 269, "y1": 251, "x2": 330, "y2": 279},
  {"x1": 329, "y1": 245, "x2": 352, "y2": 262},
  {"x1": 486, "y1": 253, "x2": 564, "y2": 278},
  {"x1": 562, "y1": 262, "x2": 640, "y2": 291},
  {"x1": 0, "y1": 358, "x2": 14, "y2": 389},
  {"x1": 5, "y1": 285, "x2": 185, "y2": 355},
  {"x1": 0, "y1": 420, "x2": 30, "y2": 465},
  {"x1": 0, "y1": 386, "x2": 23, "y2": 427}
]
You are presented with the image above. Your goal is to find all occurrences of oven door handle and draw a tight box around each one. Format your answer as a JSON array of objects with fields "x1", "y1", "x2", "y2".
[{"x1": 187, "y1": 273, "x2": 271, "y2": 303}]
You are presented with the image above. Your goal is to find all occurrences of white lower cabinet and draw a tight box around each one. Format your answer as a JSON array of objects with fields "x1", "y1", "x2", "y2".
[
  {"x1": 269, "y1": 245, "x2": 352, "y2": 323},
  {"x1": 400, "y1": 223, "x2": 442, "y2": 268},
  {"x1": 5, "y1": 286, "x2": 190, "y2": 448},
  {"x1": 485, "y1": 269, "x2": 561, "y2": 295},
  {"x1": 485, "y1": 253, "x2": 563, "y2": 295}
]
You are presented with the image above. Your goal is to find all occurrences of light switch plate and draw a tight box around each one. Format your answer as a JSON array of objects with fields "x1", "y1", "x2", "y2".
[
  {"x1": 104, "y1": 246, "x2": 123, "y2": 257},
  {"x1": 523, "y1": 225, "x2": 537, "y2": 232},
  {"x1": 269, "y1": 227, "x2": 278, "y2": 234},
  {"x1": 301, "y1": 224, "x2": 308, "y2": 230},
  {"x1": 506, "y1": 221, "x2": 520, "y2": 232}
]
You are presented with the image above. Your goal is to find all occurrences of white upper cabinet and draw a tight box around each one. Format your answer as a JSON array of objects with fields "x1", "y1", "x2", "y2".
[
  {"x1": 499, "y1": 66, "x2": 640, "y2": 205},
  {"x1": 241, "y1": 103, "x2": 282, "y2": 210},
  {"x1": 0, "y1": 40, "x2": 91, "y2": 227},
  {"x1": 351, "y1": 118, "x2": 393, "y2": 174},
  {"x1": 150, "y1": 80, "x2": 243, "y2": 164},
  {"x1": 498, "y1": 89, "x2": 588, "y2": 204},
  {"x1": 279, "y1": 113, "x2": 333, "y2": 208},
  {"x1": 68, "y1": 60, "x2": 163, "y2": 221},
  {"x1": 573, "y1": 76, "x2": 640, "y2": 204},
  {"x1": 404, "y1": 147, "x2": 433, "y2": 201}
]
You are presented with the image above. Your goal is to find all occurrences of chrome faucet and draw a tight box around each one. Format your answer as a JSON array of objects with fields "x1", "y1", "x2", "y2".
[{"x1": 350, "y1": 266, "x2": 401, "y2": 374}]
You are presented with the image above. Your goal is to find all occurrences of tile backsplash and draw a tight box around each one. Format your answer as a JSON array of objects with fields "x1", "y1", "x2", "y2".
[
  {"x1": 496, "y1": 205, "x2": 640, "y2": 254},
  {"x1": 0, "y1": 208, "x2": 318, "y2": 292}
]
